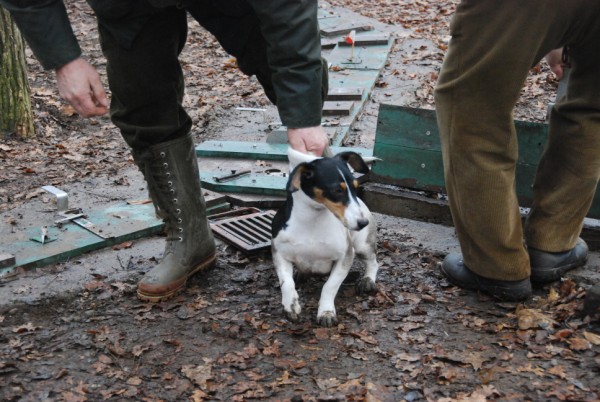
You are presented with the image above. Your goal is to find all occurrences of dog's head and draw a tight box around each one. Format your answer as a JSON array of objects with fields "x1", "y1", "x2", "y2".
[{"x1": 287, "y1": 152, "x2": 371, "y2": 231}]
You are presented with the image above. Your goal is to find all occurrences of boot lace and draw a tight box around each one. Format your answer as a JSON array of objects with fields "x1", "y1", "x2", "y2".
[{"x1": 139, "y1": 149, "x2": 184, "y2": 244}]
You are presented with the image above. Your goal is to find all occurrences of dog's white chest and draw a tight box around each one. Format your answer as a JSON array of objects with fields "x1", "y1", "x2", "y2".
[{"x1": 275, "y1": 215, "x2": 350, "y2": 274}]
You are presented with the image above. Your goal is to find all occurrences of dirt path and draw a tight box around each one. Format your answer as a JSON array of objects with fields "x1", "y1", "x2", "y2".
[{"x1": 2, "y1": 237, "x2": 599, "y2": 401}]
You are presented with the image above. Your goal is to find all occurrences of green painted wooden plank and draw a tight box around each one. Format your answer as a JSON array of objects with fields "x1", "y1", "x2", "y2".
[
  {"x1": 374, "y1": 104, "x2": 548, "y2": 164},
  {"x1": 200, "y1": 171, "x2": 287, "y2": 197},
  {"x1": 328, "y1": 70, "x2": 380, "y2": 94},
  {"x1": 1, "y1": 203, "x2": 163, "y2": 274},
  {"x1": 0, "y1": 202, "x2": 230, "y2": 274},
  {"x1": 196, "y1": 141, "x2": 373, "y2": 160},
  {"x1": 371, "y1": 146, "x2": 445, "y2": 192},
  {"x1": 328, "y1": 42, "x2": 393, "y2": 71},
  {"x1": 371, "y1": 104, "x2": 600, "y2": 219},
  {"x1": 374, "y1": 105, "x2": 440, "y2": 151}
]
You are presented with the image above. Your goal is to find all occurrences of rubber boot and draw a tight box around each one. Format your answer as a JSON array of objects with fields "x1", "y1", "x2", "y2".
[{"x1": 132, "y1": 134, "x2": 216, "y2": 302}]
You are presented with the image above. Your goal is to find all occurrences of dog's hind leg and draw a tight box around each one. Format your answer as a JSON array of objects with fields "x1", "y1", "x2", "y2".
[{"x1": 273, "y1": 252, "x2": 301, "y2": 322}]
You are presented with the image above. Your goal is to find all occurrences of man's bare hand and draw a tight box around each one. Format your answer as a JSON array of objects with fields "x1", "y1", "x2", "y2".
[
  {"x1": 545, "y1": 48, "x2": 566, "y2": 80},
  {"x1": 287, "y1": 126, "x2": 329, "y2": 156},
  {"x1": 55, "y1": 57, "x2": 108, "y2": 117}
]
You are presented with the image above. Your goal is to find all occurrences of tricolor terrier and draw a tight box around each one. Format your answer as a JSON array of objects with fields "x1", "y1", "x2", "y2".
[{"x1": 271, "y1": 148, "x2": 379, "y2": 327}]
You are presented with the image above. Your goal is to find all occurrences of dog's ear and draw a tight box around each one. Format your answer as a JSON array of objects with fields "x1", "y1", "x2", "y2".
[
  {"x1": 288, "y1": 163, "x2": 314, "y2": 193},
  {"x1": 335, "y1": 152, "x2": 370, "y2": 174},
  {"x1": 288, "y1": 147, "x2": 320, "y2": 169}
]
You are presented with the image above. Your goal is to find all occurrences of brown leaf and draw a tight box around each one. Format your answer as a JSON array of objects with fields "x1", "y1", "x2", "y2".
[
  {"x1": 98, "y1": 354, "x2": 112, "y2": 364},
  {"x1": 190, "y1": 389, "x2": 210, "y2": 402},
  {"x1": 315, "y1": 377, "x2": 341, "y2": 391},
  {"x1": 393, "y1": 352, "x2": 421, "y2": 362},
  {"x1": 84, "y1": 281, "x2": 107, "y2": 291},
  {"x1": 350, "y1": 330, "x2": 379, "y2": 345},
  {"x1": 438, "y1": 385, "x2": 499, "y2": 402},
  {"x1": 548, "y1": 365, "x2": 567, "y2": 379},
  {"x1": 13, "y1": 322, "x2": 38, "y2": 333},
  {"x1": 583, "y1": 331, "x2": 600, "y2": 345},
  {"x1": 313, "y1": 328, "x2": 330, "y2": 340},
  {"x1": 262, "y1": 339, "x2": 281, "y2": 357},
  {"x1": 112, "y1": 241, "x2": 133, "y2": 250},
  {"x1": 516, "y1": 308, "x2": 557, "y2": 330},
  {"x1": 443, "y1": 351, "x2": 488, "y2": 371},
  {"x1": 399, "y1": 322, "x2": 424, "y2": 332},
  {"x1": 61, "y1": 391, "x2": 87, "y2": 402},
  {"x1": 60, "y1": 104, "x2": 77, "y2": 116},
  {"x1": 182, "y1": 360, "x2": 213, "y2": 389},
  {"x1": 568, "y1": 337, "x2": 591, "y2": 351},
  {"x1": 132, "y1": 343, "x2": 152, "y2": 357},
  {"x1": 126, "y1": 376, "x2": 143, "y2": 386}
]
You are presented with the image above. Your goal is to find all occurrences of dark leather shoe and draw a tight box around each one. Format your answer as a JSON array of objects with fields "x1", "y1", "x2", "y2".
[
  {"x1": 529, "y1": 238, "x2": 588, "y2": 283},
  {"x1": 441, "y1": 253, "x2": 532, "y2": 301}
]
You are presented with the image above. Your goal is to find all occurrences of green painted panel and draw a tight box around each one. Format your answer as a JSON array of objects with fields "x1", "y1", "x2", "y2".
[
  {"x1": 200, "y1": 172, "x2": 287, "y2": 197},
  {"x1": 1, "y1": 203, "x2": 164, "y2": 274},
  {"x1": 374, "y1": 105, "x2": 440, "y2": 151},
  {"x1": 328, "y1": 70, "x2": 381, "y2": 92},
  {"x1": 196, "y1": 141, "x2": 373, "y2": 160},
  {"x1": 328, "y1": 41, "x2": 393, "y2": 71},
  {"x1": 0, "y1": 202, "x2": 230, "y2": 274},
  {"x1": 372, "y1": 104, "x2": 600, "y2": 219},
  {"x1": 371, "y1": 146, "x2": 445, "y2": 192},
  {"x1": 374, "y1": 104, "x2": 548, "y2": 164}
]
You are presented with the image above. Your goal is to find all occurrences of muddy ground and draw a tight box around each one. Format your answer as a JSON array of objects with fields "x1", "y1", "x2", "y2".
[
  {"x1": 2, "y1": 1, "x2": 600, "y2": 401},
  {"x1": 2, "y1": 236, "x2": 599, "y2": 401}
]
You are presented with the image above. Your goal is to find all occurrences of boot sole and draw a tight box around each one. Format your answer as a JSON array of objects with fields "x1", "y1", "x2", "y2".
[{"x1": 136, "y1": 252, "x2": 217, "y2": 303}]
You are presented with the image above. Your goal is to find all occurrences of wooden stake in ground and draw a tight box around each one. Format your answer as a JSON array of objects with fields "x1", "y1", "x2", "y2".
[{"x1": 0, "y1": 6, "x2": 35, "y2": 138}]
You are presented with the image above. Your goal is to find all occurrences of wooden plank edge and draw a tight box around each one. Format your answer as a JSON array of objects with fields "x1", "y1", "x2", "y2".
[{"x1": 361, "y1": 182, "x2": 600, "y2": 251}]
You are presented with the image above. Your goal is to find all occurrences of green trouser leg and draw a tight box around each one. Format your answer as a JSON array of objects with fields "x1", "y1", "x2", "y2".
[
  {"x1": 98, "y1": 6, "x2": 191, "y2": 149},
  {"x1": 98, "y1": 8, "x2": 216, "y2": 300},
  {"x1": 434, "y1": 0, "x2": 600, "y2": 281},
  {"x1": 185, "y1": 0, "x2": 328, "y2": 116}
]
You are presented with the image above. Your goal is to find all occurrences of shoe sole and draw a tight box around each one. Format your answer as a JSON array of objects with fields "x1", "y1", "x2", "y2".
[{"x1": 136, "y1": 252, "x2": 217, "y2": 303}]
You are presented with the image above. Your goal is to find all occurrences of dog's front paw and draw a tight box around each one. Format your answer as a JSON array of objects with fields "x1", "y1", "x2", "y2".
[
  {"x1": 284, "y1": 308, "x2": 300, "y2": 322},
  {"x1": 357, "y1": 277, "x2": 377, "y2": 294},
  {"x1": 283, "y1": 298, "x2": 302, "y2": 322},
  {"x1": 317, "y1": 311, "x2": 338, "y2": 327}
]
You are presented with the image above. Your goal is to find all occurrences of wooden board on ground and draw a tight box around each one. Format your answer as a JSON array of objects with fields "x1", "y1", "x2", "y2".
[{"x1": 370, "y1": 103, "x2": 600, "y2": 220}]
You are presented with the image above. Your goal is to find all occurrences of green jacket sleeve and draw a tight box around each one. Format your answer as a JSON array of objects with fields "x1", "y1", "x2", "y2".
[
  {"x1": 248, "y1": 0, "x2": 324, "y2": 128},
  {"x1": 1, "y1": 0, "x2": 81, "y2": 70}
]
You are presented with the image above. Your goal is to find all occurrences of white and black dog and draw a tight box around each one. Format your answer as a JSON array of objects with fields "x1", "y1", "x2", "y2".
[{"x1": 271, "y1": 148, "x2": 379, "y2": 327}]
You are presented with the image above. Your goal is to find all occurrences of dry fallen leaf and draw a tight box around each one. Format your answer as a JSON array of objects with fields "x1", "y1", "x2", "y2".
[
  {"x1": 517, "y1": 308, "x2": 557, "y2": 330},
  {"x1": 126, "y1": 376, "x2": 143, "y2": 386},
  {"x1": 13, "y1": 322, "x2": 38, "y2": 333},
  {"x1": 182, "y1": 359, "x2": 213, "y2": 389},
  {"x1": 583, "y1": 331, "x2": 600, "y2": 346},
  {"x1": 568, "y1": 337, "x2": 591, "y2": 351}
]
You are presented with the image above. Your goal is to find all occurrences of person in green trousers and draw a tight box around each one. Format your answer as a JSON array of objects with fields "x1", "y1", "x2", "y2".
[
  {"x1": 2, "y1": 0, "x2": 329, "y2": 302},
  {"x1": 434, "y1": 0, "x2": 599, "y2": 301}
]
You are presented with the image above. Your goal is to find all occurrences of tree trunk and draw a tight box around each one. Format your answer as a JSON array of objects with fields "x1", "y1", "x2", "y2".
[{"x1": 0, "y1": 6, "x2": 35, "y2": 138}]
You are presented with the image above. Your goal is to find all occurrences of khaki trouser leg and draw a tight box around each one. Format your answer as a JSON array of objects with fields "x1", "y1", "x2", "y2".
[
  {"x1": 525, "y1": 35, "x2": 600, "y2": 251},
  {"x1": 434, "y1": 0, "x2": 596, "y2": 281}
]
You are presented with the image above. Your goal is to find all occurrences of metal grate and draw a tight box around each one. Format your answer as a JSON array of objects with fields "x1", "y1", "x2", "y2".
[{"x1": 209, "y1": 209, "x2": 276, "y2": 252}]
